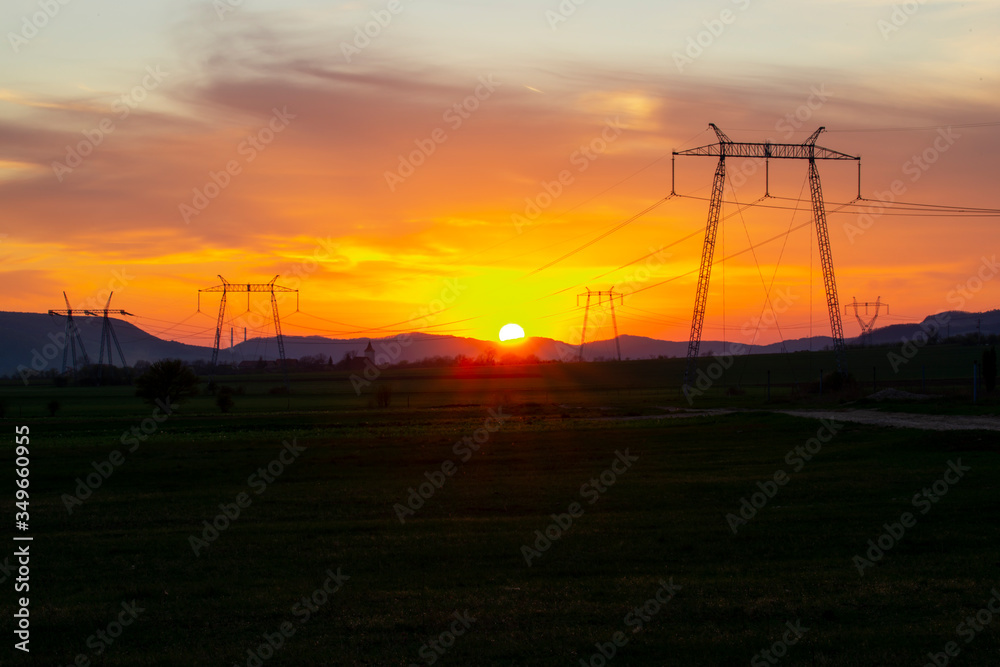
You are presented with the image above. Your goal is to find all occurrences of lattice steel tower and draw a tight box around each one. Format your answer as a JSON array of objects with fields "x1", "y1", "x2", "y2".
[
  {"x1": 48, "y1": 292, "x2": 91, "y2": 374},
  {"x1": 846, "y1": 297, "x2": 887, "y2": 347},
  {"x1": 85, "y1": 292, "x2": 134, "y2": 383},
  {"x1": 198, "y1": 275, "x2": 299, "y2": 368},
  {"x1": 577, "y1": 288, "x2": 624, "y2": 362},
  {"x1": 85, "y1": 292, "x2": 132, "y2": 366},
  {"x1": 674, "y1": 124, "x2": 860, "y2": 387}
]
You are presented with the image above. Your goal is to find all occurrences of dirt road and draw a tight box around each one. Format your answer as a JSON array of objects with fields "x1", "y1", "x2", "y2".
[{"x1": 776, "y1": 409, "x2": 1000, "y2": 432}]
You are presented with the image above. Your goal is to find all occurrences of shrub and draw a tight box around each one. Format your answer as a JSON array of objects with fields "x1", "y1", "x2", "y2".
[
  {"x1": 216, "y1": 386, "x2": 235, "y2": 413},
  {"x1": 134, "y1": 360, "x2": 199, "y2": 406}
]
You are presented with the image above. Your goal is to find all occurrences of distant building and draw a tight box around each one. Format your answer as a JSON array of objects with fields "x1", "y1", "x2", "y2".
[{"x1": 364, "y1": 340, "x2": 375, "y2": 364}]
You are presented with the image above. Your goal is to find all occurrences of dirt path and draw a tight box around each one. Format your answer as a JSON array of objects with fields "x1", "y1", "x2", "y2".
[
  {"x1": 575, "y1": 407, "x2": 1000, "y2": 432},
  {"x1": 775, "y1": 409, "x2": 1000, "y2": 432},
  {"x1": 580, "y1": 408, "x2": 736, "y2": 422}
]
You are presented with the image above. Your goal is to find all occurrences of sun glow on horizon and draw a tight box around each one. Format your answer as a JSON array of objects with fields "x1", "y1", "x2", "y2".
[{"x1": 499, "y1": 323, "x2": 525, "y2": 342}]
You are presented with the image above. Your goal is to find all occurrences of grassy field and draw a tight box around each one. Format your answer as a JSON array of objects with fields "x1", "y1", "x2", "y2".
[
  {"x1": 2, "y1": 357, "x2": 1000, "y2": 666},
  {"x1": 3, "y1": 342, "x2": 996, "y2": 419}
]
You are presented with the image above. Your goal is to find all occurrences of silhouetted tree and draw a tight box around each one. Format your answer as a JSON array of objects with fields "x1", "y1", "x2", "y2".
[
  {"x1": 215, "y1": 385, "x2": 235, "y2": 413},
  {"x1": 134, "y1": 359, "x2": 199, "y2": 406}
]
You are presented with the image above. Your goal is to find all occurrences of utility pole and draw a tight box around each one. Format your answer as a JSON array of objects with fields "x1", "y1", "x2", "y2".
[
  {"x1": 577, "y1": 288, "x2": 624, "y2": 362},
  {"x1": 845, "y1": 297, "x2": 887, "y2": 347},
  {"x1": 48, "y1": 292, "x2": 92, "y2": 375},
  {"x1": 674, "y1": 124, "x2": 859, "y2": 388}
]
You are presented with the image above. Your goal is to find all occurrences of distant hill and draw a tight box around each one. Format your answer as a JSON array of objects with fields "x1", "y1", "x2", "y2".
[
  {"x1": 0, "y1": 312, "x2": 211, "y2": 380},
  {"x1": 1, "y1": 308, "x2": 997, "y2": 378},
  {"x1": 866, "y1": 310, "x2": 1000, "y2": 345}
]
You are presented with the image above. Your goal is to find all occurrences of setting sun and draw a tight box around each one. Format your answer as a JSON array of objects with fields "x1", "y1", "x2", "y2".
[{"x1": 499, "y1": 323, "x2": 525, "y2": 342}]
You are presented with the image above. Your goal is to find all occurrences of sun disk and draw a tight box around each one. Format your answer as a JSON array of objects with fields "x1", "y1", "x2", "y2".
[{"x1": 499, "y1": 323, "x2": 525, "y2": 342}]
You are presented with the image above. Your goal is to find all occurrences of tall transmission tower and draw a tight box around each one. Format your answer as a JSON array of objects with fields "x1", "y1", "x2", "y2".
[
  {"x1": 577, "y1": 288, "x2": 624, "y2": 362},
  {"x1": 198, "y1": 275, "x2": 299, "y2": 369},
  {"x1": 674, "y1": 124, "x2": 860, "y2": 387},
  {"x1": 846, "y1": 297, "x2": 887, "y2": 347},
  {"x1": 48, "y1": 292, "x2": 91, "y2": 374},
  {"x1": 85, "y1": 292, "x2": 134, "y2": 372}
]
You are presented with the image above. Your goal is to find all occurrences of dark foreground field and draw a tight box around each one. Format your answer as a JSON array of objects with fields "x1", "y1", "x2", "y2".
[{"x1": 5, "y1": 392, "x2": 1000, "y2": 666}]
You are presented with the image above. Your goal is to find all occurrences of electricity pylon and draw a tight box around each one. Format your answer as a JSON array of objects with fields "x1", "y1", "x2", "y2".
[
  {"x1": 47, "y1": 292, "x2": 91, "y2": 374},
  {"x1": 846, "y1": 297, "x2": 887, "y2": 347},
  {"x1": 674, "y1": 124, "x2": 860, "y2": 387},
  {"x1": 577, "y1": 288, "x2": 624, "y2": 362},
  {"x1": 85, "y1": 292, "x2": 134, "y2": 382},
  {"x1": 198, "y1": 275, "x2": 299, "y2": 369}
]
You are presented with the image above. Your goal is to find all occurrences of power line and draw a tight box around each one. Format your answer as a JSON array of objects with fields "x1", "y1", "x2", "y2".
[{"x1": 522, "y1": 195, "x2": 673, "y2": 278}]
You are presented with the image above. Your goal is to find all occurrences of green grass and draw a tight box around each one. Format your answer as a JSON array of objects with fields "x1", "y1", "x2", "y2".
[
  {"x1": 5, "y1": 341, "x2": 998, "y2": 420},
  {"x1": 5, "y1": 386, "x2": 1000, "y2": 665}
]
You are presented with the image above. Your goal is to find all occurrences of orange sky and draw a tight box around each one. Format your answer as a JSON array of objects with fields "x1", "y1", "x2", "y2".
[{"x1": 3, "y1": 1, "x2": 1000, "y2": 350}]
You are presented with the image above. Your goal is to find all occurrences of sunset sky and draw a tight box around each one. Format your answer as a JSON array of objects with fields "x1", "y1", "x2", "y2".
[{"x1": 2, "y1": 0, "x2": 999, "y2": 352}]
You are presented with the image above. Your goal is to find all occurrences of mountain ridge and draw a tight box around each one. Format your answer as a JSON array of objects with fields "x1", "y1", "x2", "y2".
[{"x1": 1, "y1": 308, "x2": 997, "y2": 378}]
